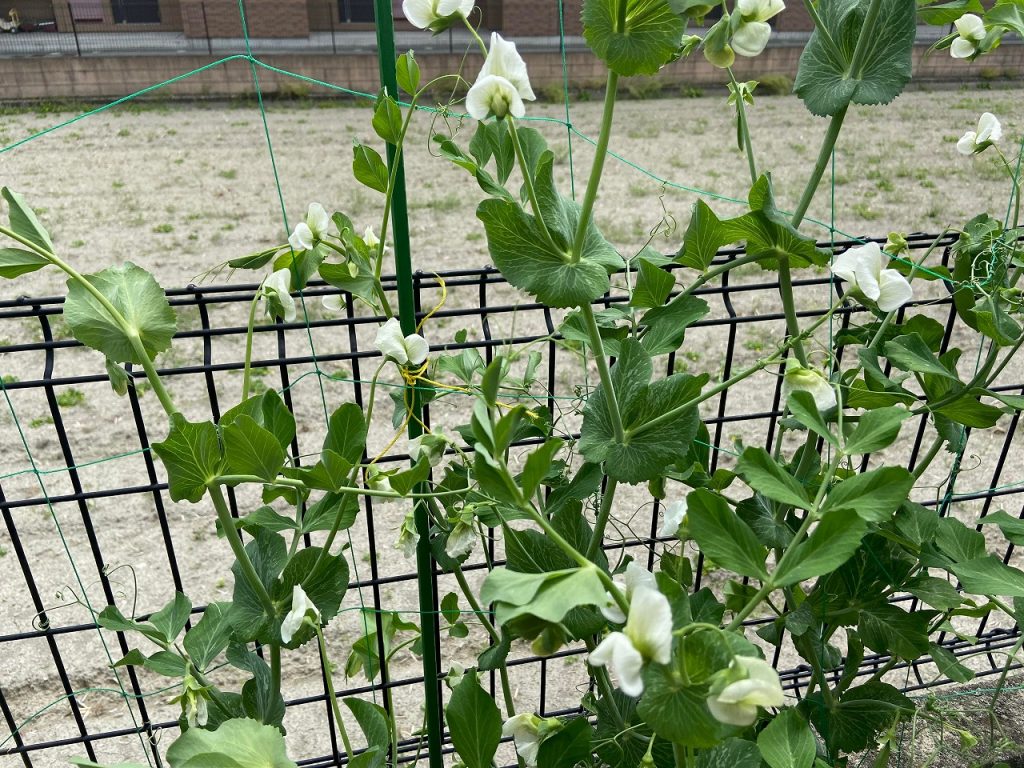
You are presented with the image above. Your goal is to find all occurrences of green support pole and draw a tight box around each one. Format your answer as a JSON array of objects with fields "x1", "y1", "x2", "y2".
[{"x1": 372, "y1": 3, "x2": 444, "y2": 767}]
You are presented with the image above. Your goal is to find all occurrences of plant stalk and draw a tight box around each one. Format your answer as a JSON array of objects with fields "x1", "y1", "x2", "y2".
[{"x1": 207, "y1": 483, "x2": 277, "y2": 619}]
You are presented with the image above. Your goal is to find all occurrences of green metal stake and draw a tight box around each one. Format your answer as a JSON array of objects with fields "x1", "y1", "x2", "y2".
[{"x1": 372, "y1": 3, "x2": 444, "y2": 767}]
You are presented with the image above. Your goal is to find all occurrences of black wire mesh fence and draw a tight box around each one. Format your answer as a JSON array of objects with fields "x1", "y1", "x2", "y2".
[{"x1": 1, "y1": 232, "x2": 1023, "y2": 766}]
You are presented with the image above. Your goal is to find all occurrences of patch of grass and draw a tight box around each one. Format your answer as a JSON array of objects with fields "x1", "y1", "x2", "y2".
[
  {"x1": 112, "y1": 180, "x2": 125, "y2": 189},
  {"x1": 30, "y1": 416, "x2": 54, "y2": 428},
  {"x1": 153, "y1": 223, "x2": 174, "y2": 234},
  {"x1": 56, "y1": 388, "x2": 86, "y2": 408},
  {"x1": 851, "y1": 202, "x2": 883, "y2": 221},
  {"x1": 218, "y1": 169, "x2": 238, "y2": 180},
  {"x1": 2, "y1": 374, "x2": 18, "y2": 385},
  {"x1": 756, "y1": 74, "x2": 794, "y2": 96},
  {"x1": 116, "y1": 128, "x2": 130, "y2": 138}
]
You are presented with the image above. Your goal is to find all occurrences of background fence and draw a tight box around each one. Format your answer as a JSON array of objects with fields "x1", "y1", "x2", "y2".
[{"x1": 1, "y1": 233, "x2": 1023, "y2": 766}]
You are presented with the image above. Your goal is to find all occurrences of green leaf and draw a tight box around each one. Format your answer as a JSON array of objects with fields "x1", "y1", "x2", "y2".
[
  {"x1": 905, "y1": 575, "x2": 963, "y2": 612},
  {"x1": 345, "y1": 698, "x2": 390, "y2": 768},
  {"x1": 582, "y1": 0, "x2": 685, "y2": 76},
  {"x1": 677, "y1": 199, "x2": 723, "y2": 271},
  {"x1": 697, "y1": 739, "x2": 762, "y2": 768},
  {"x1": 227, "y1": 643, "x2": 285, "y2": 728},
  {"x1": 535, "y1": 717, "x2": 592, "y2": 768},
  {"x1": 300, "y1": 492, "x2": 358, "y2": 534},
  {"x1": 521, "y1": 438, "x2": 564, "y2": 499},
  {"x1": 859, "y1": 602, "x2": 931, "y2": 659},
  {"x1": 630, "y1": 256, "x2": 676, "y2": 308},
  {"x1": 492, "y1": 568, "x2": 608, "y2": 627},
  {"x1": 821, "y1": 466, "x2": 915, "y2": 523},
  {"x1": 638, "y1": 293, "x2": 709, "y2": 356},
  {"x1": 794, "y1": 0, "x2": 916, "y2": 117},
  {"x1": 221, "y1": 390, "x2": 296, "y2": 452},
  {"x1": 390, "y1": 457, "x2": 431, "y2": 496},
  {"x1": 775, "y1": 508, "x2": 868, "y2": 587},
  {"x1": 634, "y1": 663, "x2": 724, "y2": 749},
  {"x1": 758, "y1": 708, "x2": 816, "y2": 768},
  {"x1": 152, "y1": 414, "x2": 224, "y2": 504},
  {"x1": 324, "y1": 403, "x2": 367, "y2": 465},
  {"x1": 166, "y1": 717, "x2": 297, "y2": 768},
  {"x1": 843, "y1": 406, "x2": 912, "y2": 454},
  {"x1": 918, "y1": 0, "x2": 983, "y2": 25},
  {"x1": 935, "y1": 394, "x2": 1004, "y2": 428},
  {"x1": 952, "y1": 556, "x2": 1024, "y2": 597},
  {"x1": 477, "y1": 153, "x2": 623, "y2": 308},
  {"x1": 936, "y1": 517, "x2": 985, "y2": 563},
  {"x1": 64, "y1": 262, "x2": 177, "y2": 365},
  {"x1": 579, "y1": 339, "x2": 703, "y2": 483},
  {"x1": 230, "y1": 530, "x2": 287, "y2": 643},
  {"x1": 446, "y1": 671, "x2": 502, "y2": 768},
  {"x1": 688, "y1": 489, "x2": 768, "y2": 580},
  {"x1": 736, "y1": 447, "x2": 812, "y2": 510},
  {"x1": 978, "y1": 510, "x2": 1024, "y2": 545},
  {"x1": 884, "y1": 333, "x2": 962, "y2": 381},
  {"x1": 222, "y1": 414, "x2": 286, "y2": 482},
  {"x1": 787, "y1": 391, "x2": 838, "y2": 447},
  {"x1": 371, "y1": 92, "x2": 403, "y2": 145},
  {"x1": 114, "y1": 648, "x2": 186, "y2": 677},
  {"x1": 719, "y1": 177, "x2": 830, "y2": 270},
  {"x1": 148, "y1": 592, "x2": 192, "y2": 644},
  {"x1": 928, "y1": 643, "x2": 975, "y2": 683},
  {"x1": 396, "y1": 51, "x2": 420, "y2": 94},
  {"x1": 183, "y1": 602, "x2": 233, "y2": 671},
  {"x1": 0, "y1": 247, "x2": 48, "y2": 279},
  {"x1": 802, "y1": 682, "x2": 913, "y2": 754},
  {"x1": 352, "y1": 141, "x2": 389, "y2": 194},
  {"x1": 2, "y1": 187, "x2": 53, "y2": 252}
]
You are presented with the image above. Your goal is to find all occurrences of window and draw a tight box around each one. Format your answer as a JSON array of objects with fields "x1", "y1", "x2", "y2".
[{"x1": 339, "y1": 0, "x2": 375, "y2": 22}]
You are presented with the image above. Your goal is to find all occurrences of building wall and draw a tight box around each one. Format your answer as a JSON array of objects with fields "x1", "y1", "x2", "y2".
[
  {"x1": 43, "y1": 0, "x2": 183, "y2": 32},
  {"x1": 3, "y1": 42, "x2": 1022, "y2": 101},
  {"x1": 180, "y1": 0, "x2": 309, "y2": 37}
]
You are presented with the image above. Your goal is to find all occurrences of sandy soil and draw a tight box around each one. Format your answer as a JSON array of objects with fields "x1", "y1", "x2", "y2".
[{"x1": 1, "y1": 87, "x2": 1023, "y2": 767}]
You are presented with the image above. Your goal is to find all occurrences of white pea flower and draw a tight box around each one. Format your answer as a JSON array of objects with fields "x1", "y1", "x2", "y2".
[
  {"x1": 288, "y1": 202, "x2": 330, "y2": 252},
  {"x1": 402, "y1": 0, "x2": 473, "y2": 32},
  {"x1": 280, "y1": 584, "x2": 320, "y2": 644},
  {"x1": 732, "y1": 0, "x2": 784, "y2": 57},
  {"x1": 601, "y1": 562, "x2": 658, "y2": 624},
  {"x1": 659, "y1": 498, "x2": 687, "y2": 539},
  {"x1": 502, "y1": 713, "x2": 556, "y2": 767},
  {"x1": 375, "y1": 317, "x2": 430, "y2": 367},
  {"x1": 589, "y1": 586, "x2": 672, "y2": 697},
  {"x1": 408, "y1": 427, "x2": 448, "y2": 466},
  {"x1": 950, "y1": 13, "x2": 985, "y2": 59},
  {"x1": 831, "y1": 241, "x2": 913, "y2": 313},
  {"x1": 706, "y1": 655, "x2": 785, "y2": 726},
  {"x1": 446, "y1": 520, "x2": 476, "y2": 559},
  {"x1": 395, "y1": 509, "x2": 418, "y2": 558},
  {"x1": 364, "y1": 225, "x2": 387, "y2": 253},
  {"x1": 782, "y1": 359, "x2": 837, "y2": 413},
  {"x1": 957, "y1": 112, "x2": 1002, "y2": 156},
  {"x1": 260, "y1": 268, "x2": 296, "y2": 323},
  {"x1": 466, "y1": 33, "x2": 536, "y2": 121}
]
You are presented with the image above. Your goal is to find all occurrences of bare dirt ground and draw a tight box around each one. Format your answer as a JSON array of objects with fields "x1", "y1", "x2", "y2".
[{"x1": 1, "y1": 86, "x2": 1023, "y2": 767}]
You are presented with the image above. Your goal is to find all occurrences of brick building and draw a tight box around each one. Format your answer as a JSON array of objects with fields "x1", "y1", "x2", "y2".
[{"x1": 25, "y1": 0, "x2": 812, "y2": 40}]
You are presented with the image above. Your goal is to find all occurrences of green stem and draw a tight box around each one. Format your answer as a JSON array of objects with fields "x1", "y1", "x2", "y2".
[
  {"x1": 678, "y1": 252, "x2": 764, "y2": 299},
  {"x1": 508, "y1": 117, "x2": 558, "y2": 251},
  {"x1": 801, "y1": 0, "x2": 841, "y2": 58},
  {"x1": 570, "y1": 69, "x2": 619, "y2": 263},
  {"x1": 242, "y1": 291, "x2": 259, "y2": 402},
  {"x1": 0, "y1": 226, "x2": 179, "y2": 416},
  {"x1": 461, "y1": 13, "x2": 488, "y2": 56},
  {"x1": 269, "y1": 643, "x2": 281, "y2": 701},
  {"x1": 452, "y1": 565, "x2": 519, "y2": 723},
  {"x1": 316, "y1": 624, "x2": 354, "y2": 760},
  {"x1": 673, "y1": 743, "x2": 688, "y2": 768},
  {"x1": 586, "y1": 478, "x2": 617, "y2": 562},
  {"x1": 728, "y1": 69, "x2": 758, "y2": 185},
  {"x1": 208, "y1": 483, "x2": 277, "y2": 619},
  {"x1": 777, "y1": 257, "x2": 809, "y2": 366},
  {"x1": 911, "y1": 435, "x2": 945, "y2": 481},
  {"x1": 581, "y1": 303, "x2": 626, "y2": 442}
]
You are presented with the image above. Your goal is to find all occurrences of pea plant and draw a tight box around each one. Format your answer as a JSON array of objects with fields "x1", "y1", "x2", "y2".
[{"x1": 2, "y1": 0, "x2": 1024, "y2": 766}]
